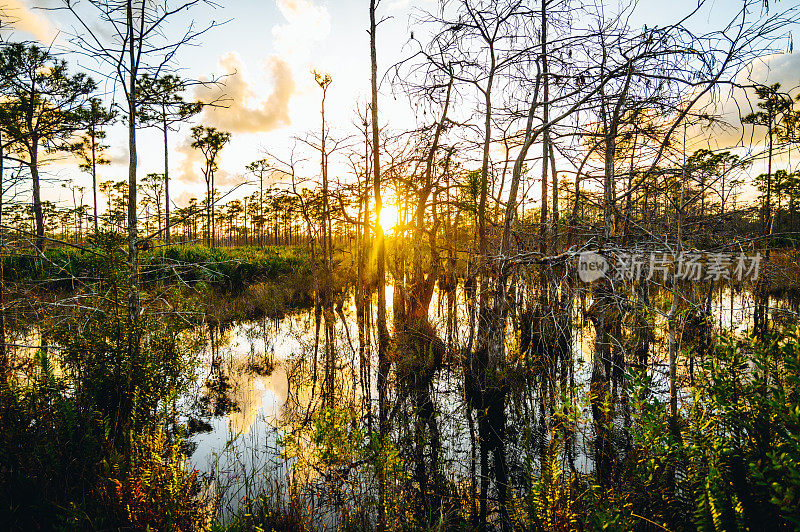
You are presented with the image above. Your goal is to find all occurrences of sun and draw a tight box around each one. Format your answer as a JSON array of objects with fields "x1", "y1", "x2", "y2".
[{"x1": 378, "y1": 204, "x2": 399, "y2": 234}]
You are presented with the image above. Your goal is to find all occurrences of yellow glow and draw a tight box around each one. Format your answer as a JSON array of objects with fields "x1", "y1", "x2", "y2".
[{"x1": 378, "y1": 204, "x2": 399, "y2": 233}]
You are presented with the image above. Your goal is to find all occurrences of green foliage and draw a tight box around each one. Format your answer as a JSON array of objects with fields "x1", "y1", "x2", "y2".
[
  {"x1": 367, "y1": 431, "x2": 413, "y2": 530},
  {"x1": 103, "y1": 427, "x2": 211, "y2": 531},
  {"x1": 563, "y1": 330, "x2": 800, "y2": 531},
  {"x1": 0, "y1": 232, "x2": 209, "y2": 529},
  {"x1": 507, "y1": 331, "x2": 800, "y2": 531},
  {"x1": 0, "y1": 42, "x2": 96, "y2": 155},
  {"x1": 2, "y1": 242, "x2": 310, "y2": 291},
  {"x1": 741, "y1": 83, "x2": 795, "y2": 139},
  {"x1": 157, "y1": 244, "x2": 310, "y2": 290},
  {"x1": 282, "y1": 405, "x2": 364, "y2": 472},
  {"x1": 460, "y1": 169, "x2": 482, "y2": 215},
  {"x1": 136, "y1": 73, "x2": 203, "y2": 127},
  {"x1": 69, "y1": 97, "x2": 117, "y2": 173},
  {"x1": 0, "y1": 353, "x2": 108, "y2": 529},
  {"x1": 521, "y1": 429, "x2": 573, "y2": 530},
  {"x1": 683, "y1": 331, "x2": 800, "y2": 530}
]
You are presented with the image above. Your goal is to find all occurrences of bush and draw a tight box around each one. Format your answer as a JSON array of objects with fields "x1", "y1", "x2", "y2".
[
  {"x1": 0, "y1": 233, "x2": 210, "y2": 529},
  {"x1": 103, "y1": 427, "x2": 212, "y2": 531}
]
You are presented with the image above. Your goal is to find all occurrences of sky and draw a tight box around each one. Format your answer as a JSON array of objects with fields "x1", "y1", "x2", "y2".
[
  {"x1": 1, "y1": 0, "x2": 799, "y2": 211},
  {"x1": 3, "y1": 0, "x2": 422, "y2": 207}
]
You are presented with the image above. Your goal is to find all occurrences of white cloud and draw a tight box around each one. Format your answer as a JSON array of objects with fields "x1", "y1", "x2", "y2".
[
  {"x1": 193, "y1": 52, "x2": 295, "y2": 135},
  {"x1": 2, "y1": 0, "x2": 56, "y2": 42},
  {"x1": 686, "y1": 52, "x2": 800, "y2": 151},
  {"x1": 272, "y1": 0, "x2": 331, "y2": 62},
  {"x1": 175, "y1": 135, "x2": 203, "y2": 185}
]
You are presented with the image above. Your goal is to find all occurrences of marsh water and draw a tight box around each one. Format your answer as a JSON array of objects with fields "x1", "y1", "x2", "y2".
[{"x1": 170, "y1": 282, "x2": 800, "y2": 520}]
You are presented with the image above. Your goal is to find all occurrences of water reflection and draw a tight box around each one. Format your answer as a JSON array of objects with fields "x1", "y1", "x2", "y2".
[
  {"x1": 184, "y1": 285, "x2": 800, "y2": 464},
  {"x1": 167, "y1": 284, "x2": 800, "y2": 520}
]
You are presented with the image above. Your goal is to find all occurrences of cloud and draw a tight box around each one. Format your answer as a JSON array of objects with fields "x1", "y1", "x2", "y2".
[
  {"x1": 740, "y1": 52, "x2": 800, "y2": 93},
  {"x1": 175, "y1": 136, "x2": 204, "y2": 185},
  {"x1": 684, "y1": 52, "x2": 800, "y2": 152},
  {"x1": 174, "y1": 190, "x2": 196, "y2": 209},
  {"x1": 272, "y1": 0, "x2": 331, "y2": 62},
  {"x1": 3, "y1": 0, "x2": 56, "y2": 42},
  {"x1": 106, "y1": 147, "x2": 129, "y2": 167},
  {"x1": 175, "y1": 0, "x2": 328, "y2": 194},
  {"x1": 726, "y1": 52, "x2": 800, "y2": 133},
  {"x1": 385, "y1": 0, "x2": 435, "y2": 12},
  {"x1": 194, "y1": 52, "x2": 295, "y2": 134},
  {"x1": 215, "y1": 169, "x2": 244, "y2": 188}
]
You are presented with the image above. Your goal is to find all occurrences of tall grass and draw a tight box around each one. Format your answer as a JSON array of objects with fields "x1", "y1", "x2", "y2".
[{"x1": 2, "y1": 242, "x2": 310, "y2": 292}]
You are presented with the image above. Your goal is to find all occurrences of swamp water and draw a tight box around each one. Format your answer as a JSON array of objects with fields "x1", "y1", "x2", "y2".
[{"x1": 181, "y1": 284, "x2": 800, "y2": 521}]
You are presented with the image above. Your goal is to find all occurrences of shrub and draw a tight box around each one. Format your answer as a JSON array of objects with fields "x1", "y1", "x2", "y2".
[{"x1": 103, "y1": 427, "x2": 213, "y2": 531}]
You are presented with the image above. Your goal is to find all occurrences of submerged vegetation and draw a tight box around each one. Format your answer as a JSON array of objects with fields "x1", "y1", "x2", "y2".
[{"x1": 4, "y1": 0, "x2": 800, "y2": 530}]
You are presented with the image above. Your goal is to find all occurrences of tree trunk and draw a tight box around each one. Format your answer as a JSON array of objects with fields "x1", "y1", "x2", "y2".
[
  {"x1": 91, "y1": 124, "x2": 99, "y2": 234},
  {"x1": 163, "y1": 114, "x2": 170, "y2": 244},
  {"x1": 370, "y1": 1, "x2": 390, "y2": 529},
  {"x1": 0, "y1": 136, "x2": 6, "y2": 378},
  {"x1": 471, "y1": 46, "x2": 495, "y2": 530},
  {"x1": 260, "y1": 172, "x2": 264, "y2": 247},
  {"x1": 206, "y1": 174, "x2": 212, "y2": 247},
  {"x1": 122, "y1": 0, "x2": 141, "y2": 444},
  {"x1": 30, "y1": 142, "x2": 45, "y2": 252},
  {"x1": 211, "y1": 169, "x2": 215, "y2": 248}
]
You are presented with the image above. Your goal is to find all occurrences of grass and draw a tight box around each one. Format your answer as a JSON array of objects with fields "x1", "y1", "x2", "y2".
[{"x1": 2, "y1": 243, "x2": 311, "y2": 292}]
